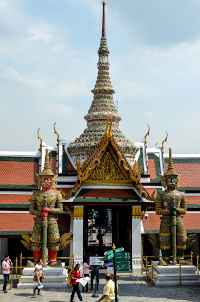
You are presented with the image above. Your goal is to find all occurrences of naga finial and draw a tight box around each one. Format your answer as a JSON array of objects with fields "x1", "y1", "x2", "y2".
[
  {"x1": 102, "y1": 1, "x2": 106, "y2": 37},
  {"x1": 144, "y1": 124, "x2": 150, "y2": 144},
  {"x1": 37, "y1": 128, "x2": 42, "y2": 152},
  {"x1": 162, "y1": 131, "x2": 168, "y2": 149},
  {"x1": 54, "y1": 122, "x2": 59, "y2": 142},
  {"x1": 54, "y1": 122, "x2": 60, "y2": 173}
]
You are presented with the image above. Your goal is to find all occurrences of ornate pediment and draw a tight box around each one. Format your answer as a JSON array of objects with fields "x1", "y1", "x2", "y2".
[{"x1": 84, "y1": 150, "x2": 132, "y2": 186}]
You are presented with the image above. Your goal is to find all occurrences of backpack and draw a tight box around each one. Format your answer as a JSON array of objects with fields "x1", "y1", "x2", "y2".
[{"x1": 67, "y1": 270, "x2": 76, "y2": 285}]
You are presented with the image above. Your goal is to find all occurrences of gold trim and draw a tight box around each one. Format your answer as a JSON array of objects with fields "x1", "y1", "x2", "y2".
[
  {"x1": 159, "y1": 233, "x2": 170, "y2": 237},
  {"x1": 144, "y1": 124, "x2": 150, "y2": 144},
  {"x1": 162, "y1": 131, "x2": 168, "y2": 149},
  {"x1": 64, "y1": 206, "x2": 74, "y2": 219},
  {"x1": 63, "y1": 126, "x2": 150, "y2": 201},
  {"x1": 132, "y1": 207, "x2": 141, "y2": 219},
  {"x1": 37, "y1": 128, "x2": 42, "y2": 153},
  {"x1": 74, "y1": 207, "x2": 84, "y2": 220}
]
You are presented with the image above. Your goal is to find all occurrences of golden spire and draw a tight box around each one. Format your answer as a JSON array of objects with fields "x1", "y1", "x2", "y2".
[
  {"x1": 102, "y1": 1, "x2": 106, "y2": 37},
  {"x1": 162, "y1": 131, "x2": 168, "y2": 149},
  {"x1": 106, "y1": 113, "x2": 109, "y2": 136},
  {"x1": 39, "y1": 149, "x2": 55, "y2": 177},
  {"x1": 37, "y1": 128, "x2": 42, "y2": 152},
  {"x1": 144, "y1": 124, "x2": 150, "y2": 144},
  {"x1": 164, "y1": 148, "x2": 178, "y2": 176},
  {"x1": 108, "y1": 114, "x2": 113, "y2": 137}
]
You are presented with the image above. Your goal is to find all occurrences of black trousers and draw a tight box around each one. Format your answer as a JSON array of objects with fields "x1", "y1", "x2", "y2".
[
  {"x1": 70, "y1": 283, "x2": 82, "y2": 302},
  {"x1": 3, "y1": 274, "x2": 9, "y2": 291},
  {"x1": 34, "y1": 276, "x2": 43, "y2": 294}
]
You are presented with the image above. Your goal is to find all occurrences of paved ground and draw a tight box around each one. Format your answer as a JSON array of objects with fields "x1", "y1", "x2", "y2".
[{"x1": 1, "y1": 275, "x2": 200, "y2": 302}]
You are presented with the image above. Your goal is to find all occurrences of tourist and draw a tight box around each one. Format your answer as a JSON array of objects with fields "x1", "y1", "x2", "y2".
[
  {"x1": 90, "y1": 255, "x2": 101, "y2": 290},
  {"x1": 96, "y1": 273, "x2": 115, "y2": 302},
  {"x1": 83, "y1": 259, "x2": 90, "y2": 293},
  {"x1": 2, "y1": 254, "x2": 11, "y2": 293},
  {"x1": 111, "y1": 274, "x2": 120, "y2": 299},
  {"x1": 33, "y1": 258, "x2": 44, "y2": 295},
  {"x1": 70, "y1": 263, "x2": 83, "y2": 302}
]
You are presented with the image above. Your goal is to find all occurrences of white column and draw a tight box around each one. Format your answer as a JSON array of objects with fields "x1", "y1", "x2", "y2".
[
  {"x1": 132, "y1": 206, "x2": 142, "y2": 275},
  {"x1": 72, "y1": 206, "x2": 84, "y2": 270}
]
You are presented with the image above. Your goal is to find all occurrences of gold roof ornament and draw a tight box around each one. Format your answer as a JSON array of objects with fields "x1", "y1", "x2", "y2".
[
  {"x1": 37, "y1": 128, "x2": 42, "y2": 152},
  {"x1": 164, "y1": 148, "x2": 178, "y2": 176},
  {"x1": 162, "y1": 131, "x2": 168, "y2": 149},
  {"x1": 39, "y1": 149, "x2": 55, "y2": 177},
  {"x1": 144, "y1": 124, "x2": 150, "y2": 144}
]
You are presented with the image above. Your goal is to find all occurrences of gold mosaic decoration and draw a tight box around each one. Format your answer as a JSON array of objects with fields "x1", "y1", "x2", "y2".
[
  {"x1": 63, "y1": 125, "x2": 153, "y2": 201},
  {"x1": 84, "y1": 151, "x2": 131, "y2": 186}
]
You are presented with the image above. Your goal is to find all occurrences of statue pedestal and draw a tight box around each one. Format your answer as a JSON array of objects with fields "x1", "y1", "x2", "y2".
[
  {"x1": 17, "y1": 264, "x2": 68, "y2": 288},
  {"x1": 149, "y1": 261, "x2": 200, "y2": 286}
]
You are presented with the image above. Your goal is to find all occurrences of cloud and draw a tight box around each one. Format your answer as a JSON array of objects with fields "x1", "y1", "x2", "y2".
[
  {"x1": 26, "y1": 26, "x2": 56, "y2": 43},
  {"x1": 44, "y1": 103, "x2": 74, "y2": 116}
]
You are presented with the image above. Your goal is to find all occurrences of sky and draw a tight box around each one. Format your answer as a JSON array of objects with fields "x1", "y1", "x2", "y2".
[{"x1": 0, "y1": 0, "x2": 200, "y2": 154}]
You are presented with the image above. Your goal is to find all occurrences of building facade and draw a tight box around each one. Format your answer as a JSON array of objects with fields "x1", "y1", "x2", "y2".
[{"x1": 0, "y1": 2, "x2": 200, "y2": 273}]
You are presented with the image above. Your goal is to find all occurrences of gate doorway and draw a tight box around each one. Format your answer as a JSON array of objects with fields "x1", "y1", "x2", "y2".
[{"x1": 83, "y1": 206, "x2": 132, "y2": 260}]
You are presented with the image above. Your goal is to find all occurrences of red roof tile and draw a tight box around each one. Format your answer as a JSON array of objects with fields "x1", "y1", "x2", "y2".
[
  {"x1": 143, "y1": 213, "x2": 200, "y2": 231},
  {"x1": 50, "y1": 157, "x2": 57, "y2": 175},
  {"x1": 186, "y1": 196, "x2": 200, "y2": 205},
  {"x1": 164, "y1": 163, "x2": 200, "y2": 188},
  {"x1": 67, "y1": 157, "x2": 75, "y2": 171},
  {"x1": 62, "y1": 188, "x2": 72, "y2": 194},
  {"x1": 148, "y1": 159, "x2": 157, "y2": 179},
  {"x1": 0, "y1": 161, "x2": 39, "y2": 185},
  {"x1": 0, "y1": 213, "x2": 34, "y2": 232},
  {"x1": 0, "y1": 213, "x2": 70, "y2": 232},
  {"x1": 0, "y1": 194, "x2": 30, "y2": 204},
  {"x1": 81, "y1": 189, "x2": 136, "y2": 198}
]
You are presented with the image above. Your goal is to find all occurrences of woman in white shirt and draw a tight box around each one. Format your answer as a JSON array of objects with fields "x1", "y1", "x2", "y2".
[
  {"x1": 33, "y1": 258, "x2": 44, "y2": 295},
  {"x1": 83, "y1": 259, "x2": 90, "y2": 293}
]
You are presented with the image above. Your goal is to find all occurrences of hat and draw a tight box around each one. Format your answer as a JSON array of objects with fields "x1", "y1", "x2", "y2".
[
  {"x1": 39, "y1": 149, "x2": 55, "y2": 177},
  {"x1": 164, "y1": 148, "x2": 178, "y2": 176}
]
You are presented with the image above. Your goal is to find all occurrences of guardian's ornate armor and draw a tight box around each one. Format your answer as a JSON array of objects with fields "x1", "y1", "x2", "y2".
[
  {"x1": 155, "y1": 148, "x2": 187, "y2": 264},
  {"x1": 29, "y1": 189, "x2": 63, "y2": 252},
  {"x1": 155, "y1": 190, "x2": 187, "y2": 261}
]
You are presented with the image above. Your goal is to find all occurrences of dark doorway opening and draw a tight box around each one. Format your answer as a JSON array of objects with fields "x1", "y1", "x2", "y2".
[{"x1": 83, "y1": 206, "x2": 132, "y2": 261}]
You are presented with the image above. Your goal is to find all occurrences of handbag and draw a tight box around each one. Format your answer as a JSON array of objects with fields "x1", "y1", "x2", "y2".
[{"x1": 33, "y1": 275, "x2": 38, "y2": 282}]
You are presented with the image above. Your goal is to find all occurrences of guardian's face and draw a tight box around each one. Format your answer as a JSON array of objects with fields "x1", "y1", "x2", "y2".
[
  {"x1": 166, "y1": 175, "x2": 178, "y2": 189},
  {"x1": 40, "y1": 176, "x2": 54, "y2": 190}
]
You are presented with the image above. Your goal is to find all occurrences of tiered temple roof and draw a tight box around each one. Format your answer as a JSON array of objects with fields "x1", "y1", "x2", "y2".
[{"x1": 68, "y1": 2, "x2": 138, "y2": 166}]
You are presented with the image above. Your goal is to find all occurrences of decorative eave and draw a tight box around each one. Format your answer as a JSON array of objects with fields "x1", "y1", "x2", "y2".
[{"x1": 62, "y1": 123, "x2": 153, "y2": 202}]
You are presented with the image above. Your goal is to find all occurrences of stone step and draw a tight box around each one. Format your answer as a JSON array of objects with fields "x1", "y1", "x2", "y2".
[
  {"x1": 18, "y1": 276, "x2": 67, "y2": 283},
  {"x1": 17, "y1": 282, "x2": 68, "y2": 289},
  {"x1": 154, "y1": 279, "x2": 200, "y2": 286}
]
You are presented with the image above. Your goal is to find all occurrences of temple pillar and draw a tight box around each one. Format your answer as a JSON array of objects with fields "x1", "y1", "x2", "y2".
[
  {"x1": 72, "y1": 206, "x2": 84, "y2": 269},
  {"x1": 132, "y1": 206, "x2": 142, "y2": 275}
]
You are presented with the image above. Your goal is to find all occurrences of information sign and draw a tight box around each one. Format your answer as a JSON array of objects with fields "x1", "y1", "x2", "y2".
[
  {"x1": 89, "y1": 257, "x2": 104, "y2": 266},
  {"x1": 116, "y1": 252, "x2": 130, "y2": 260},
  {"x1": 104, "y1": 250, "x2": 114, "y2": 256},
  {"x1": 115, "y1": 247, "x2": 124, "y2": 253},
  {"x1": 116, "y1": 266, "x2": 130, "y2": 272},
  {"x1": 116, "y1": 260, "x2": 130, "y2": 266}
]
